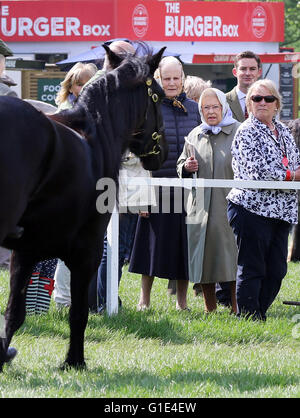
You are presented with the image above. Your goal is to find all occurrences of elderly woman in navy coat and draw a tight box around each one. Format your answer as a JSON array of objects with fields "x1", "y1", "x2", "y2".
[{"x1": 129, "y1": 56, "x2": 200, "y2": 310}]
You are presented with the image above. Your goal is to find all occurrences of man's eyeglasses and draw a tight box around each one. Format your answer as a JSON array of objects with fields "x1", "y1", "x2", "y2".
[{"x1": 250, "y1": 95, "x2": 277, "y2": 103}]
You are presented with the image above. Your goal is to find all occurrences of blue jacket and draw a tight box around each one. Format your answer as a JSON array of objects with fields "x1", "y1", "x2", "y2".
[{"x1": 153, "y1": 92, "x2": 200, "y2": 178}]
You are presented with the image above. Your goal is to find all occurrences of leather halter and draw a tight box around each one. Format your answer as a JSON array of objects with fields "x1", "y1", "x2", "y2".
[{"x1": 138, "y1": 78, "x2": 164, "y2": 158}]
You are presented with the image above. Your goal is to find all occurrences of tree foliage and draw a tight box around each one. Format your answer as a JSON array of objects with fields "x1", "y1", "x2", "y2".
[{"x1": 281, "y1": 0, "x2": 300, "y2": 49}]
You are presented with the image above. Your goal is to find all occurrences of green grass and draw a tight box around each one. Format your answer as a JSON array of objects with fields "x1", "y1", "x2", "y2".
[{"x1": 0, "y1": 263, "x2": 299, "y2": 398}]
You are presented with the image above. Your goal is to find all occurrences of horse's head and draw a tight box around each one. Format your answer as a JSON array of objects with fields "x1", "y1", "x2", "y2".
[
  {"x1": 130, "y1": 73, "x2": 168, "y2": 171},
  {"x1": 104, "y1": 45, "x2": 168, "y2": 171}
]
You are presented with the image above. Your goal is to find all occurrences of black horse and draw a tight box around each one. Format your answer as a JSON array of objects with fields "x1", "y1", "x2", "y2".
[{"x1": 0, "y1": 46, "x2": 167, "y2": 371}]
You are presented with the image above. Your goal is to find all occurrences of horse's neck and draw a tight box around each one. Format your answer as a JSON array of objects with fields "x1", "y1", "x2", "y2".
[
  {"x1": 80, "y1": 78, "x2": 145, "y2": 178},
  {"x1": 94, "y1": 107, "x2": 125, "y2": 180}
]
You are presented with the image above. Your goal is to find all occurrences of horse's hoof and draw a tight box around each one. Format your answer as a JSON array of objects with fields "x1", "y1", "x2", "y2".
[
  {"x1": 4, "y1": 346, "x2": 17, "y2": 363},
  {"x1": 59, "y1": 360, "x2": 86, "y2": 371}
]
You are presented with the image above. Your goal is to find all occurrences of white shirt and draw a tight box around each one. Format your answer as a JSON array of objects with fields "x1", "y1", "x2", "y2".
[
  {"x1": 236, "y1": 87, "x2": 246, "y2": 114},
  {"x1": 118, "y1": 151, "x2": 156, "y2": 211}
]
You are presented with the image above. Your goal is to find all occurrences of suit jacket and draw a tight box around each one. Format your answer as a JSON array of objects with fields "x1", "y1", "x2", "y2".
[{"x1": 226, "y1": 86, "x2": 245, "y2": 123}]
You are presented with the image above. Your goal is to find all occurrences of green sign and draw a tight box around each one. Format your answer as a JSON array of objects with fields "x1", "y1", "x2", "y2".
[{"x1": 37, "y1": 78, "x2": 63, "y2": 106}]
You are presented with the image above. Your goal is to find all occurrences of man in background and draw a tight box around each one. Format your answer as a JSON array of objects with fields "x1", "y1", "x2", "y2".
[{"x1": 226, "y1": 50, "x2": 262, "y2": 122}]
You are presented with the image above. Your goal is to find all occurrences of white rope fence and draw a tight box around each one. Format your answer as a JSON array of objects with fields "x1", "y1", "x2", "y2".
[{"x1": 106, "y1": 177, "x2": 300, "y2": 316}]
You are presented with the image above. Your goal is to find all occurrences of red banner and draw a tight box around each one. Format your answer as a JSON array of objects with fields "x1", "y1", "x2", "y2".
[
  {"x1": 118, "y1": 1, "x2": 284, "y2": 42},
  {"x1": 0, "y1": 0, "x2": 114, "y2": 41},
  {"x1": 0, "y1": 0, "x2": 284, "y2": 43}
]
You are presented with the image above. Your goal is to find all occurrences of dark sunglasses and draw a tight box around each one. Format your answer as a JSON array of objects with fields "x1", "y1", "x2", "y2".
[{"x1": 251, "y1": 95, "x2": 277, "y2": 103}]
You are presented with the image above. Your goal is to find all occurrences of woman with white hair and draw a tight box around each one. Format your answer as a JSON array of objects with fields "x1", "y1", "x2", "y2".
[
  {"x1": 177, "y1": 88, "x2": 240, "y2": 313},
  {"x1": 227, "y1": 79, "x2": 300, "y2": 320},
  {"x1": 129, "y1": 56, "x2": 200, "y2": 311}
]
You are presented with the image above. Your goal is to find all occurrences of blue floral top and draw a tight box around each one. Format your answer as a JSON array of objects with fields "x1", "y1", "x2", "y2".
[{"x1": 227, "y1": 114, "x2": 300, "y2": 224}]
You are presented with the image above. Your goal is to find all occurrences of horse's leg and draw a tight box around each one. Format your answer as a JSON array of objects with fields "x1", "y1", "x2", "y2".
[
  {"x1": 0, "y1": 251, "x2": 36, "y2": 371},
  {"x1": 62, "y1": 262, "x2": 90, "y2": 369},
  {"x1": 61, "y1": 214, "x2": 108, "y2": 370},
  {"x1": 61, "y1": 255, "x2": 100, "y2": 370},
  {"x1": 62, "y1": 231, "x2": 104, "y2": 369}
]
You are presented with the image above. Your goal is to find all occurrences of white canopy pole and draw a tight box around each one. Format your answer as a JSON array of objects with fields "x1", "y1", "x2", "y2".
[{"x1": 106, "y1": 204, "x2": 119, "y2": 316}]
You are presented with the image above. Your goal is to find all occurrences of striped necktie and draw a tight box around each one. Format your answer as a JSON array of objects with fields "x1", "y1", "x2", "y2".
[{"x1": 243, "y1": 96, "x2": 248, "y2": 119}]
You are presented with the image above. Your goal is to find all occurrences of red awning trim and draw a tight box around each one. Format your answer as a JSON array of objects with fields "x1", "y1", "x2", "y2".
[{"x1": 192, "y1": 52, "x2": 300, "y2": 64}]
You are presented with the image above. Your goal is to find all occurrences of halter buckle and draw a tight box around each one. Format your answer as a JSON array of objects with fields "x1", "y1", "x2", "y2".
[
  {"x1": 152, "y1": 132, "x2": 161, "y2": 141},
  {"x1": 152, "y1": 93, "x2": 158, "y2": 103}
]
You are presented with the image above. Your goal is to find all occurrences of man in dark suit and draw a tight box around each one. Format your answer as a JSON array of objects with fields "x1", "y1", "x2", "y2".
[{"x1": 226, "y1": 51, "x2": 262, "y2": 122}]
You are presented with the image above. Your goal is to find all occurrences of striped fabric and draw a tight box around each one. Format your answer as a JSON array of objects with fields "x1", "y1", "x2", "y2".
[{"x1": 25, "y1": 259, "x2": 57, "y2": 314}]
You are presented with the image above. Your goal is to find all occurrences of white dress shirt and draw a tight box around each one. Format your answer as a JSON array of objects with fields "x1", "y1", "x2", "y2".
[{"x1": 236, "y1": 87, "x2": 246, "y2": 114}]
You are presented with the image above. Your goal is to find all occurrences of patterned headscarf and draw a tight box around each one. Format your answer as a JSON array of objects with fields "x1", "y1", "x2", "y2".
[{"x1": 198, "y1": 88, "x2": 237, "y2": 135}]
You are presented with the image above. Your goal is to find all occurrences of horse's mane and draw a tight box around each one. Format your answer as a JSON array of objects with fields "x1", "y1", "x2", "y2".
[
  {"x1": 78, "y1": 47, "x2": 152, "y2": 114},
  {"x1": 53, "y1": 48, "x2": 155, "y2": 180}
]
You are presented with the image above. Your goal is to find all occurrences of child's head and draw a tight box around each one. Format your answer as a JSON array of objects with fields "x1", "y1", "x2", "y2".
[{"x1": 56, "y1": 62, "x2": 97, "y2": 105}]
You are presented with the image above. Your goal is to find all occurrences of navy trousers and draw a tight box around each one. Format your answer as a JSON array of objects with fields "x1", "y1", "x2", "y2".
[{"x1": 227, "y1": 201, "x2": 290, "y2": 320}]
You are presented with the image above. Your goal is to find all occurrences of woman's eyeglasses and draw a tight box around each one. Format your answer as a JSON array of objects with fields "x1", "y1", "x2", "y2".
[
  {"x1": 250, "y1": 95, "x2": 277, "y2": 103},
  {"x1": 202, "y1": 105, "x2": 221, "y2": 112}
]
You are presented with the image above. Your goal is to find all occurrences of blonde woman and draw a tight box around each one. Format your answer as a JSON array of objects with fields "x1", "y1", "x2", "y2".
[
  {"x1": 227, "y1": 79, "x2": 300, "y2": 320},
  {"x1": 184, "y1": 75, "x2": 211, "y2": 103},
  {"x1": 55, "y1": 62, "x2": 97, "y2": 110}
]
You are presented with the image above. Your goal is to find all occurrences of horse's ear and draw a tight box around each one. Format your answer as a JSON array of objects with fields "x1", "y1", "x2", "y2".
[
  {"x1": 102, "y1": 44, "x2": 123, "y2": 69},
  {"x1": 148, "y1": 47, "x2": 167, "y2": 76}
]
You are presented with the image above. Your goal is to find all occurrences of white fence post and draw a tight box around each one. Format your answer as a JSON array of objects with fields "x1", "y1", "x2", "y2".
[{"x1": 106, "y1": 204, "x2": 119, "y2": 316}]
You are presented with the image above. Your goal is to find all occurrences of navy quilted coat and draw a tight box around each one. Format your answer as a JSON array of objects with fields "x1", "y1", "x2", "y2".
[
  {"x1": 153, "y1": 92, "x2": 201, "y2": 178},
  {"x1": 129, "y1": 92, "x2": 200, "y2": 281}
]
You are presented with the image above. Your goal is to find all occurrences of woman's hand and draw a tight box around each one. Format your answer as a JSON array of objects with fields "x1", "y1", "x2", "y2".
[
  {"x1": 184, "y1": 156, "x2": 198, "y2": 173},
  {"x1": 139, "y1": 211, "x2": 149, "y2": 218}
]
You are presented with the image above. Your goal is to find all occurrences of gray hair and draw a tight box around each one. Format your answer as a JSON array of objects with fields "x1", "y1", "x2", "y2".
[
  {"x1": 153, "y1": 56, "x2": 185, "y2": 90},
  {"x1": 184, "y1": 75, "x2": 211, "y2": 102}
]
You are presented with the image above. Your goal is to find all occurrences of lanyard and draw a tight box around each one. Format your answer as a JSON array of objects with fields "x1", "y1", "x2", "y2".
[
  {"x1": 280, "y1": 138, "x2": 289, "y2": 168},
  {"x1": 271, "y1": 129, "x2": 289, "y2": 168}
]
